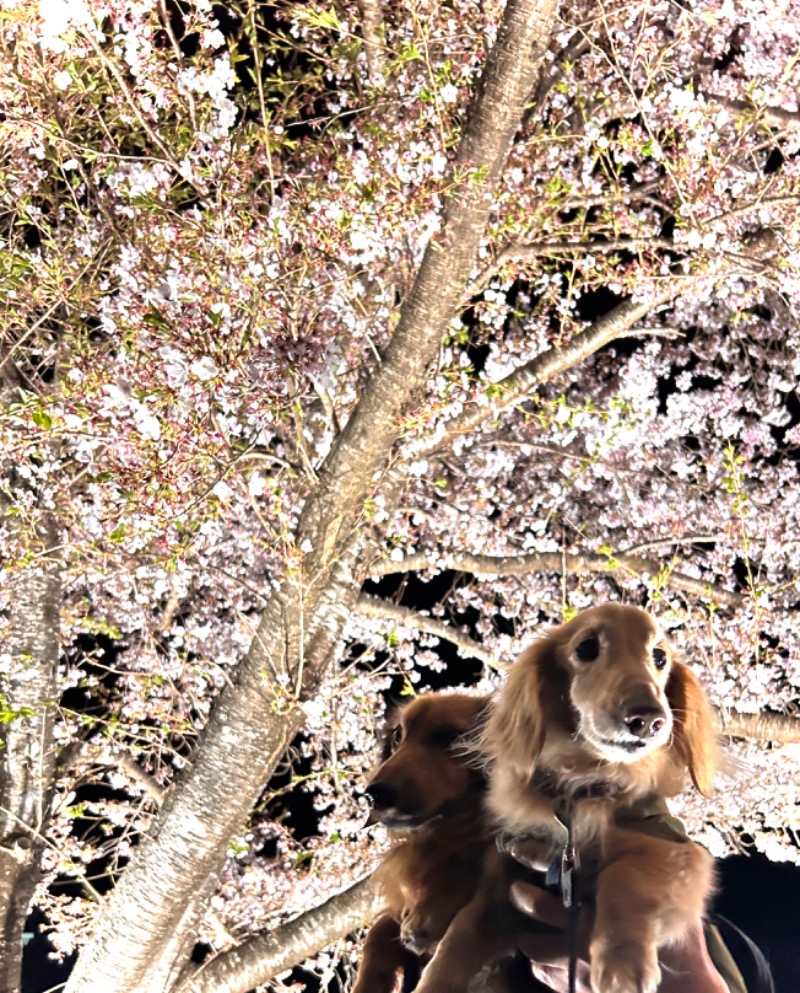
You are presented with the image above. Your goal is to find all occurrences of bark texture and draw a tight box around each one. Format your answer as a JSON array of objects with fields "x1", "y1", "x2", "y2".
[
  {"x1": 358, "y1": 0, "x2": 387, "y2": 81},
  {"x1": 179, "y1": 877, "x2": 382, "y2": 993},
  {"x1": 0, "y1": 514, "x2": 61, "y2": 993},
  {"x1": 64, "y1": 3, "x2": 561, "y2": 989},
  {"x1": 63, "y1": 545, "x2": 364, "y2": 993},
  {"x1": 716, "y1": 710, "x2": 800, "y2": 743}
]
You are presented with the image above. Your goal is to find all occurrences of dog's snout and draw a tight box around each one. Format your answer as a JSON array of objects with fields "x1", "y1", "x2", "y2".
[
  {"x1": 402, "y1": 924, "x2": 432, "y2": 953},
  {"x1": 365, "y1": 780, "x2": 398, "y2": 812},
  {"x1": 623, "y1": 703, "x2": 667, "y2": 739}
]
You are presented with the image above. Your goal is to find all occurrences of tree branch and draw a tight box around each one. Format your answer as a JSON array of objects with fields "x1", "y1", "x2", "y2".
[
  {"x1": 356, "y1": 594, "x2": 500, "y2": 666},
  {"x1": 412, "y1": 273, "x2": 715, "y2": 459},
  {"x1": 371, "y1": 550, "x2": 744, "y2": 609},
  {"x1": 300, "y1": 0, "x2": 560, "y2": 583},
  {"x1": 715, "y1": 710, "x2": 800, "y2": 744},
  {"x1": 698, "y1": 92, "x2": 800, "y2": 130},
  {"x1": 178, "y1": 877, "x2": 382, "y2": 993},
  {"x1": 469, "y1": 236, "x2": 679, "y2": 296},
  {"x1": 74, "y1": 745, "x2": 168, "y2": 806}
]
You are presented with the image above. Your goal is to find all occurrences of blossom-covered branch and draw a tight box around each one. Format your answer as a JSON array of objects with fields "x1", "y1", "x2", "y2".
[
  {"x1": 371, "y1": 550, "x2": 744, "y2": 608},
  {"x1": 469, "y1": 237, "x2": 679, "y2": 296},
  {"x1": 414, "y1": 275, "x2": 717, "y2": 458},
  {"x1": 356, "y1": 594, "x2": 500, "y2": 666},
  {"x1": 179, "y1": 877, "x2": 381, "y2": 993}
]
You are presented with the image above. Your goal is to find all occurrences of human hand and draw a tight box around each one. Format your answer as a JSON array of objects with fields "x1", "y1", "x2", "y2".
[
  {"x1": 509, "y1": 839, "x2": 730, "y2": 993},
  {"x1": 507, "y1": 838, "x2": 593, "y2": 993}
]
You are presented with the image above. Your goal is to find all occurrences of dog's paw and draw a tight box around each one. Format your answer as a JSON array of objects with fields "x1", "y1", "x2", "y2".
[{"x1": 590, "y1": 941, "x2": 661, "y2": 993}]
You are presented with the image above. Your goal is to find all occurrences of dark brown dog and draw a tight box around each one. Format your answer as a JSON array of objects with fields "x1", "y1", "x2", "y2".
[
  {"x1": 353, "y1": 693, "x2": 489, "y2": 993},
  {"x1": 413, "y1": 604, "x2": 718, "y2": 993}
]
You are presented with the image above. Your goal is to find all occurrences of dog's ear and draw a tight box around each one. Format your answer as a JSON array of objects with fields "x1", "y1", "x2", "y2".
[
  {"x1": 667, "y1": 661, "x2": 717, "y2": 796},
  {"x1": 482, "y1": 636, "x2": 568, "y2": 772}
]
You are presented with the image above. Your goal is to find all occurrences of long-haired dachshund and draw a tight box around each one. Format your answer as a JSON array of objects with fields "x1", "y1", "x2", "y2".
[
  {"x1": 353, "y1": 693, "x2": 489, "y2": 993},
  {"x1": 414, "y1": 603, "x2": 718, "y2": 993}
]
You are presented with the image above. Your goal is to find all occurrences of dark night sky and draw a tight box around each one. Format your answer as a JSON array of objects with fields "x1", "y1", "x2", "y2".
[{"x1": 713, "y1": 853, "x2": 800, "y2": 993}]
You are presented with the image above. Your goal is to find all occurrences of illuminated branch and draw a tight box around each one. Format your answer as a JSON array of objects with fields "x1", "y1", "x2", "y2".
[
  {"x1": 371, "y1": 550, "x2": 744, "y2": 609},
  {"x1": 356, "y1": 594, "x2": 500, "y2": 665},
  {"x1": 178, "y1": 877, "x2": 381, "y2": 993},
  {"x1": 414, "y1": 272, "x2": 720, "y2": 459},
  {"x1": 716, "y1": 710, "x2": 800, "y2": 743},
  {"x1": 469, "y1": 236, "x2": 679, "y2": 296}
]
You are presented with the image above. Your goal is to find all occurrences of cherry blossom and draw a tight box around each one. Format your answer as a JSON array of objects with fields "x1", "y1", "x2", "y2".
[{"x1": 1, "y1": 1, "x2": 799, "y2": 991}]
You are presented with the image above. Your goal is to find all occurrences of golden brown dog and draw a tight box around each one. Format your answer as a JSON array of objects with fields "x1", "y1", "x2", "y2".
[
  {"x1": 353, "y1": 693, "x2": 490, "y2": 993},
  {"x1": 414, "y1": 603, "x2": 718, "y2": 993}
]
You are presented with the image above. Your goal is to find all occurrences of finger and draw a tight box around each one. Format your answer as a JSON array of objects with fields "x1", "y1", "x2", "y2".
[
  {"x1": 531, "y1": 961, "x2": 594, "y2": 993},
  {"x1": 509, "y1": 838, "x2": 551, "y2": 871},
  {"x1": 530, "y1": 963, "x2": 568, "y2": 989},
  {"x1": 509, "y1": 880, "x2": 568, "y2": 928}
]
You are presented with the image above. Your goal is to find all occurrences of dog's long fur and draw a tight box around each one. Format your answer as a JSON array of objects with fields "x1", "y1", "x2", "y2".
[
  {"x1": 353, "y1": 693, "x2": 490, "y2": 993},
  {"x1": 414, "y1": 603, "x2": 718, "y2": 993}
]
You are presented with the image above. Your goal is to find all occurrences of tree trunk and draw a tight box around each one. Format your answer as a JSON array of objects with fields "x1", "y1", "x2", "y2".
[
  {"x1": 64, "y1": 3, "x2": 561, "y2": 989},
  {"x1": 62, "y1": 543, "x2": 364, "y2": 993},
  {"x1": 0, "y1": 513, "x2": 61, "y2": 993}
]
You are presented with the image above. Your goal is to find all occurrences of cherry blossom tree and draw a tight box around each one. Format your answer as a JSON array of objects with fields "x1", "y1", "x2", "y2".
[{"x1": 1, "y1": 1, "x2": 799, "y2": 992}]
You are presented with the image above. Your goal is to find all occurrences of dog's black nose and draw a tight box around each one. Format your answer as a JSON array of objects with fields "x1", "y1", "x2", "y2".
[
  {"x1": 401, "y1": 924, "x2": 432, "y2": 954},
  {"x1": 623, "y1": 704, "x2": 666, "y2": 739},
  {"x1": 365, "y1": 781, "x2": 398, "y2": 812}
]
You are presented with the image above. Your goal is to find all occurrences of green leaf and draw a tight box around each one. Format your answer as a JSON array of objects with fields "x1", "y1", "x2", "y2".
[
  {"x1": 294, "y1": 6, "x2": 340, "y2": 31},
  {"x1": 108, "y1": 523, "x2": 128, "y2": 544},
  {"x1": 0, "y1": 694, "x2": 35, "y2": 724},
  {"x1": 32, "y1": 407, "x2": 52, "y2": 429},
  {"x1": 398, "y1": 42, "x2": 422, "y2": 64}
]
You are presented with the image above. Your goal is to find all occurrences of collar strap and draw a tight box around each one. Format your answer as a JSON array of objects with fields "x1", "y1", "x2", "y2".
[
  {"x1": 571, "y1": 780, "x2": 623, "y2": 801},
  {"x1": 532, "y1": 769, "x2": 623, "y2": 803}
]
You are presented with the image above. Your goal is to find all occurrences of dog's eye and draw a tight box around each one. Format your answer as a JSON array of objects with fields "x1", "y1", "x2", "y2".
[
  {"x1": 652, "y1": 647, "x2": 668, "y2": 670},
  {"x1": 430, "y1": 725, "x2": 462, "y2": 749},
  {"x1": 575, "y1": 635, "x2": 600, "y2": 662},
  {"x1": 390, "y1": 727, "x2": 402, "y2": 750}
]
